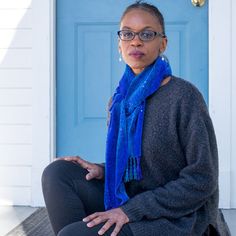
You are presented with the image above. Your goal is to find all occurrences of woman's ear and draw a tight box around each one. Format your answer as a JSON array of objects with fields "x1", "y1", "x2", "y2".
[
  {"x1": 159, "y1": 37, "x2": 168, "y2": 54},
  {"x1": 118, "y1": 41, "x2": 122, "y2": 54}
]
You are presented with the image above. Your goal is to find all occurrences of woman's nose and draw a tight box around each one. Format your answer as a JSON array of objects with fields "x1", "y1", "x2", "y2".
[{"x1": 130, "y1": 35, "x2": 143, "y2": 47}]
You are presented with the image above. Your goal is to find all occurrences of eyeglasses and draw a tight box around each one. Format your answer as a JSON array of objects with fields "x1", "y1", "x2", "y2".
[{"x1": 117, "y1": 30, "x2": 165, "y2": 42}]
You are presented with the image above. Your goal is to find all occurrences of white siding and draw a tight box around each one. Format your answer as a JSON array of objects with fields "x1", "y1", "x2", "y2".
[
  {"x1": 0, "y1": 1, "x2": 32, "y2": 205},
  {"x1": 0, "y1": 0, "x2": 32, "y2": 9},
  {"x1": 0, "y1": 70, "x2": 32, "y2": 87},
  {"x1": 0, "y1": 166, "x2": 31, "y2": 186},
  {"x1": 0, "y1": 89, "x2": 32, "y2": 106},
  {"x1": 0, "y1": 107, "x2": 32, "y2": 124},
  {"x1": 0, "y1": 29, "x2": 32, "y2": 48},
  {"x1": 0, "y1": 187, "x2": 31, "y2": 205},
  {"x1": 0, "y1": 145, "x2": 32, "y2": 166},
  {"x1": 0, "y1": 9, "x2": 32, "y2": 28},
  {"x1": 231, "y1": 0, "x2": 236, "y2": 207},
  {"x1": 0, "y1": 49, "x2": 32, "y2": 68},
  {"x1": 209, "y1": 0, "x2": 236, "y2": 208}
]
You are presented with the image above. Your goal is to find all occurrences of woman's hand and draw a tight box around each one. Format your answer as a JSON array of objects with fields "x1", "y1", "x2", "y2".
[
  {"x1": 83, "y1": 208, "x2": 129, "y2": 236},
  {"x1": 56, "y1": 156, "x2": 104, "y2": 180}
]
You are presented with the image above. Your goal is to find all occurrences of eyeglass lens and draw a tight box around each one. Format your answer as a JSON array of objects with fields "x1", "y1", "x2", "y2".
[{"x1": 118, "y1": 30, "x2": 158, "y2": 41}]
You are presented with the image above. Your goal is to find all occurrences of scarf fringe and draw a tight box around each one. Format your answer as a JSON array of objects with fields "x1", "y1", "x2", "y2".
[{"x1": 124, "y1": 156, "x2": 142, "y2": 182}]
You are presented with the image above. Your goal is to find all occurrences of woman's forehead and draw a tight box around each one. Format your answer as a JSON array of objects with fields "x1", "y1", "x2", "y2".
[{"x1": 120, "y1": 9, "x2": 161, "y2": 30}]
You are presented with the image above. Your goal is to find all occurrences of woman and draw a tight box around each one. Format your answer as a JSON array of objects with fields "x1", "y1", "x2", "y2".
[{"x1": 42, "y1": 1, "x2": 230, "y2": 236}]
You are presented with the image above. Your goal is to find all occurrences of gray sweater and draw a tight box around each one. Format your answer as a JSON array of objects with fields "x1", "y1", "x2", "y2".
[{"x1": 119, "y1": 77, "x2": 230, "y2": 236}]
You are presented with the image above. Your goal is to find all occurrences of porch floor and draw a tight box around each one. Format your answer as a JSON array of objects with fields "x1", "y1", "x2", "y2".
[
  {"x1": 0, "y1": 207, "x2": 235, "y2": 236},
  {"x1": 0, "y1": 206, "x2": 38, "y2": 236}
]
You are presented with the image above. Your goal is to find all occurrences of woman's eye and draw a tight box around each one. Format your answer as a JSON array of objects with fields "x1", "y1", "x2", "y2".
[
  {"x1": 141, "y1": 31, "x2": 153, "y2": 39},
  {"x1": 123, "y1": 31, "x2": 133, "y2": 38}
]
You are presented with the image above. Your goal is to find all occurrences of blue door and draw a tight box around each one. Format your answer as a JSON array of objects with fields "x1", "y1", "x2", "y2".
[{"x1": 56, "y1": 0, "x2": 208, "y2": 162}]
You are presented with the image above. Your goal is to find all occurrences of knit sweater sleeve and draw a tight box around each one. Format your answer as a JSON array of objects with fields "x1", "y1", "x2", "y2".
[{"x1": 120, "y1": 87, "x2": 219, "y2": 222}]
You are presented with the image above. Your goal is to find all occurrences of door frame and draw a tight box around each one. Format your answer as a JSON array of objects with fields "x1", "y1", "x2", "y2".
[{"x1": 32, "y1": 0, "x2": 234, "y2": 207}]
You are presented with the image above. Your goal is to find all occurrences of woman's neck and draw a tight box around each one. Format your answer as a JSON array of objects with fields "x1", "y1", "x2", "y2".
[{"x1": 161, "y1": 76, "x2": 172, "y2": 87}]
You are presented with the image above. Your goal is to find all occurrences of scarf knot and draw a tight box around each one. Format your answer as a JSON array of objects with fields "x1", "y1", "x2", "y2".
[{"x1": 105, "y1": 56, "x2": 172, "y2": 210}]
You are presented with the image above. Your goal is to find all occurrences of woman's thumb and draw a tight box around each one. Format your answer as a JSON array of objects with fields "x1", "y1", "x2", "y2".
[{"x1": 85, "y1": 172, "x2": 94, "y2": 181}]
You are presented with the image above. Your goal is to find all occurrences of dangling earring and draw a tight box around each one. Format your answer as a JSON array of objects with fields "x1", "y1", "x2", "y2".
[
  {"x1": 159, "y1": 50, "x2": 165, "y2": 60},
  {"x1": 119, "y1": 51, "x2": 122, "y2": 62}
]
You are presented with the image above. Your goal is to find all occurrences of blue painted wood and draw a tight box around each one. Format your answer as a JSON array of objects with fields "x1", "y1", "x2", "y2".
[{"x1": 57, "y1": 0, "x2": 208, "y2": 162}]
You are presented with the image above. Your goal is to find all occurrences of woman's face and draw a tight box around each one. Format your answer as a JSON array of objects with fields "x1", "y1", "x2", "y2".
[{"x1": 119, "y1": 9, "x2": 167, "y2": 75}]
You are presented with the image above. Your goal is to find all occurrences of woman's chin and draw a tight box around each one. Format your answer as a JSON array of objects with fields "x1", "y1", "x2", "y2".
[
  {"x1": 126, "y1": 60, "x2": 141, "y2": 66},
  {"x1": 130, "y1": 66, "x2": 145, "y2": 75},
  {"x1": 127, "y1": 60, "x2": 156, "y2": 72}
]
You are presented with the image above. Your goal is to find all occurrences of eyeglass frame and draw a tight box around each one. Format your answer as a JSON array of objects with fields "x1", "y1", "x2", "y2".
[{"x1": 117, "y1": 30, "x2": 166, "y2": 42}]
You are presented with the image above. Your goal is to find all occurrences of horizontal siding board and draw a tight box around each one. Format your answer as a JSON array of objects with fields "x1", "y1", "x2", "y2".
[
  {"x1": 0, "y1": 9, "x2": 32, "y2": 29},
  {"x1": 0, "y1": 0, "x2": 32, "y2": 9},
  {"x1": 0, "y1": 125, "x2": 32, "y2": 144},
  {"x1": 0, "y1": 69, "x2": 32, "y2": 88},
  {"x1": 0, "y1": 166, "x2": 31, "y2": 186},
  {"x1": 0, "y1": 144, "x2": 31, "y2": 165},
  {"x1": 0, "y1": 29, "x2": 32, "y2": 48},
  {"x1": 0, "y1": 1, "x2": 33, "y2": 207},
  {"x1": 0, "y1": 89, "x2": 32, "y2": 106},
  {"x1": 0, "y1": 49, "x2": 32, "y2": 68},
  {"x1": 0, "y1": 186, "x2": 31, "y2": 205},
  {"x1": 0, "y1": 106, "x2": 32, "y2": 124}
]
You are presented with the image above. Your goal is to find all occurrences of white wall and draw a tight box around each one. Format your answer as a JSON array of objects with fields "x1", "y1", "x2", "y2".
[
  {"x1": 0, "y1": 0, "x2": 33, "y2": 205},
  {"x1": 209, "y1": 0, "x2": 236, "y2": 208},
  {"x1": 231, "y1": 0, "x2": 236, "y2": 207},
  {"x1": 31, "y1": 0, "x2": 55, "y2": 206},
  {"x1": 0, "y1": 0, "x2": 54, "y2": 206}
]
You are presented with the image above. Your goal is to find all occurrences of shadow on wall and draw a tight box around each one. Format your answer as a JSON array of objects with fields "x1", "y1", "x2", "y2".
[{"x1": 0, "y1": 1, "x2": 33, "y2": 206}]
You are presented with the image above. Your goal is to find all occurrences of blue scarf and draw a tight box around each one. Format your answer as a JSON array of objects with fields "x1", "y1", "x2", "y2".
[{"x1": 104, "y1": 56, "x2": 172, "y2": 210}]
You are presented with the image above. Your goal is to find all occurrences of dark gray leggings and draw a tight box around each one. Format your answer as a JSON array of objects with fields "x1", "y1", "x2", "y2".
[{"x1": 41, "y1": 160, "x2": 133, "y2": 236}]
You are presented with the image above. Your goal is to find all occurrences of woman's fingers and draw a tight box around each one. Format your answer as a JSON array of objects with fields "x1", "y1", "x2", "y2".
[
  {"x1": 110, "y1": 223, "x2": 123, "y2": 236},
  {"x1": 87, "y1": 216, "x2": 105, "y2": 227},
  {"x1": 55, "y1": 156, "x2": 104, "y2": 180},
  {"x1": 83, "y1": 208, "x2": 129, "y2": 235},
  {"x1": 86, "y1": 171, "x2": 96, "y2": 180},
  {"x1": 56, "y1": 156, "x2": 78, "y2": 162},
  {"x1": 98, "y1": 219, "x2": 115, "y2": 235},
  {"x1": 74, "y1": 156, "x2": 91, "y2": 169},
  {"x1": 56, "y1": 156, "x2": 91, "y2": 169},
  {"x1": 84, "y1": 212, "x2": 106, "y2": 227},
  {"x1": 83, "y1": 212, "x2": 100, "y2": 223}
]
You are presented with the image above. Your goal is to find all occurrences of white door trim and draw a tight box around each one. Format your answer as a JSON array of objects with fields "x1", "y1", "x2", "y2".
[
  {"x1": 32, "y1": 0, "x2": 56, "y2": 206},
  {"x1": 231, "y1": 0, "x2": 236, "y2": 208},
  {"x1": 209, "y1": 0, "x2": 232, "y2": 208},
  {"x1": 32, "y1": 0, "x2": 233, "y2": 208}
]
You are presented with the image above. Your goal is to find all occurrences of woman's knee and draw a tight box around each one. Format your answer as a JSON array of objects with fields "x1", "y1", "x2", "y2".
[
  {"x1": 41, "y1": 160, "x2": 87, "y2": 190},
  {"x1": 42, "y1": 160, "x2": 64, "y2": 185},
  {"x1": 57, "y1": 221, "x2": 93, "y2": 236},
  {"x1": 57, "y1": 225, "x2": 70, "y2": 236},
  {"x1": 57, "y1": 223, "x2": 77, "y2": 236},
  {"x1": 41, "y1": 160, "x2": 75, "y2": 190}
]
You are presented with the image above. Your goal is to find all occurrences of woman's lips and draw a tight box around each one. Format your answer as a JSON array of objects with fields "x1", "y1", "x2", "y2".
[{"x1": 129, "y1": 50, "x2": 145, "y2": 59}]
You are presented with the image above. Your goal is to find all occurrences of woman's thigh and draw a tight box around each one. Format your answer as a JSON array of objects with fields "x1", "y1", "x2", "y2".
[
  {"x1": 58, "y1": 221, "x2": 133, "y2": 236},
  {"x1": 42, "y1": 159, "x2": 105, "y2": 213},
  {"x1": 42, "y1": 160, "x2": 105, "y2": 234}
]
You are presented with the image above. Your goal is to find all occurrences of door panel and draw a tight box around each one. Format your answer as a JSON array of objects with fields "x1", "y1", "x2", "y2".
[{"x1": 57, "y1": 1, "x2": 208, "y2": 162}]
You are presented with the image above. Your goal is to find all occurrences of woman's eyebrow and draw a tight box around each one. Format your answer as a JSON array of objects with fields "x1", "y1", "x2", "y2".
[{"x1": 121, "y1": 26, "x2": 154, "y2": 30}]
